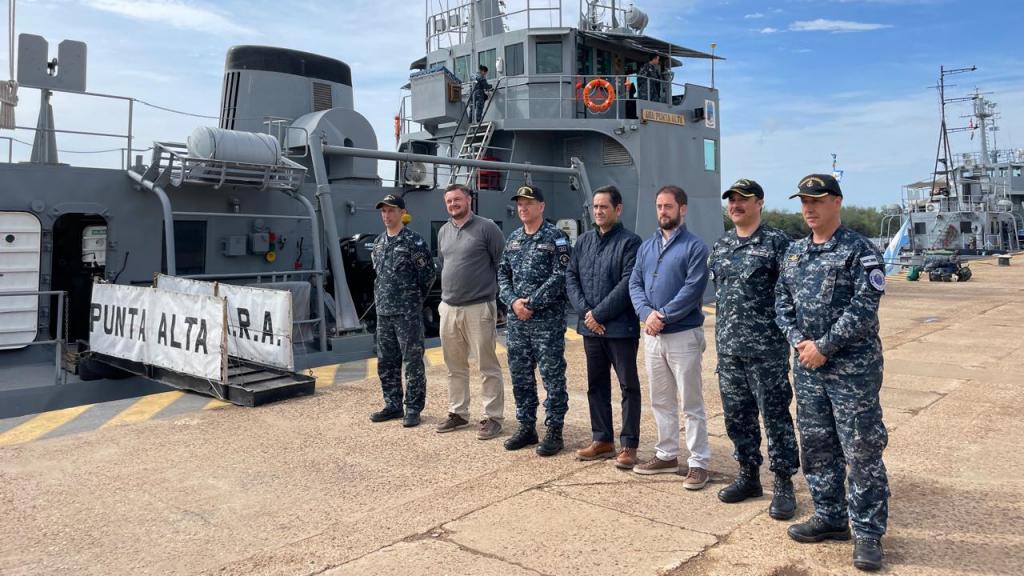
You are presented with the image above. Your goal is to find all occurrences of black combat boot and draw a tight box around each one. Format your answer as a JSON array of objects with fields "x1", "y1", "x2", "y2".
[
  {"x1": 787, "y1": 516, "x2": 851, "y2": 543},
  {"x1": 853, "y1": 536, "x2": 883, "y2": 571},
  {"x1": 369, "y1": 405, "x2": 403, "y2": 423},
  {"x1": 503, "y1": 423, "x2": 539, "y2": 451},
  {"x1": 769, "y1": 474, "x2": 797, "y2": 520},
  {"x1": 535, "y1": 427, "x2": 564, "y2": 457},
  {"x1": 717, "y1": 465, "x2": 762, "y2": 503}
]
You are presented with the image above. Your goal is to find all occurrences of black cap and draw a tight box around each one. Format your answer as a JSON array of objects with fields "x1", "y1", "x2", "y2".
[
  {"x1": 512, "y1": 185, "x2": 544, "y2": 202},
  {"x1": 479, "y1": 64, "x2": 488, "y2": 72},
  {"x1": 375, "y1": 194, "x2": 406, "y2": 209},
  {"x1": 790, "y1": 174, "x2": 843, "y2": 199},
  {"x1": 722, "y1": 178, "x2": 764, "y2": 200}
]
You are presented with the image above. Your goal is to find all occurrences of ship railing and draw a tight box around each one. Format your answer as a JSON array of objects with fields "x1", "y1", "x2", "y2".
[
  {"x1": 958, "y1": 149, "x2": 1024, "y2": 167},
  {"x1": 147, "y1": 142, "x2": 307, "y2": 191},
  {"x1": 0, "y1": 290, "x2": 68, "y2": 385},
  {"x1": 425, "y1": 0, "x2": 563, "y2": 53}
]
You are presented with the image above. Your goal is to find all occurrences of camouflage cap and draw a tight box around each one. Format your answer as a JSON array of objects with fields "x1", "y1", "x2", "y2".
[
  {"x1": 512, "y1": 184, "x2": 544, "y2": 202},
  {"x1": 375, "y1": 194, "x2": 406, "y2": 209},
  {"x1": 722, "y1": 178, "x2": 764, "y2": 200},
  {"x1": 790, "y1": 174, "x2": 843, "y2": 199}
]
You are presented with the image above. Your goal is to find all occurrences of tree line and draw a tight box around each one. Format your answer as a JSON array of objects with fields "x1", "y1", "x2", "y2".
[{"x1": 723, "y1": 206, "x2": 884, "y2": 239}]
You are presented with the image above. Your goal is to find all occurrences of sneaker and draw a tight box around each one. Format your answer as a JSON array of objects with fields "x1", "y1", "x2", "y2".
[
  {"x1": 401, "y1": 412, "x2": 421, "y2": 428},
  {"x1": 535, "y1": 427, "x2": 564, "y2": 457},
  {"x1": 503, "y1": 424, "x2": 539, "y2": 451},
  {"x1": 436, "y1": 413, "x2": 470, "y2": 433},
  {"x1": 718, "y1": 465, "x2": 762, "y2": 502},
  {"x1": 576, "y1": 441, "x2": 616, "y2": 461},
  {"x1": 477, "y1": 418, "x2": 502, "y2": 440},
  {"x1": 632, "y1": 456, "x2": 680, "y2": 475},
  {"x1": 683, "y1": 467, "x2": 710, "y2": 490},
  {"x1": 614, "y1": 447, "x2": 638, "y2": 469},
  {"x1": 769, "y1": 475, "x2": 797, "y2": 520},
  {"x1": 787, "y1": 516, "x2": 852, "y2": 543},
  {"x1": 369, "y1": 405, "x2": 403, "y2": 423},
  {"x1": 853, "y1": 537, "x2": 883, "y2": 571}
]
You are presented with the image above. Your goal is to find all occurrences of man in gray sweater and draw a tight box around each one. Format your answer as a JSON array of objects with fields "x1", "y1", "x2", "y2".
[{"x1": 435, "y1": 184, "x2": 507, "y2": 440}]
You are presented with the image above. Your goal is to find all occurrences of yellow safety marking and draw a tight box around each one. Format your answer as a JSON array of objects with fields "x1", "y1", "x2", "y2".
[
  {"x1": 0, "y1": 405, "x2": 93, "y2": 446},
  {"x1": 702, "y1": 305, "x2": 716, "y2": 315},
  {"x1": 424, "y1": 347, "x2": 445, "y2": 367},
  {"x1": 203, "y1": 399, "x2": 229, "y2": 410},
  {"x1": 101, "y1": 391, "x2": 184, "y2": 428},
  {"x1": 311, "y1": 364, "x2": 340, "y2": 387},
  {"x1": 564, "y1": 328, "x2": 583, "y2": 342},
  {"x1": 366, "y1": 357, "x2": 378, "y2": 379},
  {"x1": 496, "y1": 341, "x2": 508, "y2": 356}
]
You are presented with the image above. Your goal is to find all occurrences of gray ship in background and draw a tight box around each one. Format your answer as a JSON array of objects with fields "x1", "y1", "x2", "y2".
[
  {"x1": 0, "y1": 0, "x2": 723, "y2": 417},
  {"x1": 882, "y1": 66, "x2": 1023, "y2": 265}
]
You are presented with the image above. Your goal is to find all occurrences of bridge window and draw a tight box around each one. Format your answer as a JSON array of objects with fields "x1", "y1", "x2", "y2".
[
  {"x1": 504, "y1": 43, "x2": 524, "y2": 76},
  {"x1": 536, "y1": 41, "x2": 562, "y2": 74},
  {"x1": 454, "y1": 54, "x2": 470, "y2": 82},
  {"x1": 703, "y1": 139, "x2": 717, "y2": 172},
  {"x1": 478, "y1": 49, "x2": 496, "y2": 79}
]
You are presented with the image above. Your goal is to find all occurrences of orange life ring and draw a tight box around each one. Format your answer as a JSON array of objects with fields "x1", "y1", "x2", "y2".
[{"x1": 582, "y1": 78, "x2": 615, "y2": 113}]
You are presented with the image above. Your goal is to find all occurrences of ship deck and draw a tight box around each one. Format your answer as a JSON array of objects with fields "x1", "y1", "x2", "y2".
[{"x1": 1, "y1": 256, "x2": 1022, "y2": 575}]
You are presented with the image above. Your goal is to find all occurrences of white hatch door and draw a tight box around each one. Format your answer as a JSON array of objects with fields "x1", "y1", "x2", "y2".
[{"x1": 0, "y1": 212, "x2": 42, "y2": 349}]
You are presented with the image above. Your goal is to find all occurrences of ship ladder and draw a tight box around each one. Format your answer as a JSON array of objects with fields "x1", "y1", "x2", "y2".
[{"x1": 448, "y1": 121, "x2": 495, "y2": 186}]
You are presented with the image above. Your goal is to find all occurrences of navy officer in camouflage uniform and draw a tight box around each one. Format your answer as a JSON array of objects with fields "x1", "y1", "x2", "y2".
[
  {"x1": 775, "y1": 174, "x2": 889, "y2": 572},
  {"x1": 369, "y1": 194, "x2": 437, "y2": 428},
  {"x1": 709, "y1": 178, "x2": 799, "y2": 520},
  {"x1": 498, "y1": 184, "x2": 571, "y2": 456}
]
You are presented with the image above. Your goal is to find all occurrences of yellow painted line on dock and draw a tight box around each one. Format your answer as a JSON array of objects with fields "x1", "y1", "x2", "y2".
[
  {"x1": 0, "y1": 405, "x2": 93, "y2": 446},
  {"x1": 203, "y1": 399, "x2": 230, "y2": 410},
  {"x1": 311, "y1": 364, "x2": 340, "y2": 387},
  {"x1": 101, "y1": 391, "x2": 184, "y2": 428},
  {"x1": 564, "y1": 328, "x2": 583, "y2": 342},
  {"x1": 366, "y1": 357, "x2": 378, "y2": 379},
  {"x1": 424, "y1": 347, "x2": 445, "y2": 367},
  {"x1": 702, "y1": 305, "x2": 716, "y2": 315}
]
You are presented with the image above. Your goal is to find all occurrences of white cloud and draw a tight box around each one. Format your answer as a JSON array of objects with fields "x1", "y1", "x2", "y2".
[
  {"x1": 744, "y1": 12, "x2": 765, "y2": 19},
  {"x1": 760, "y1": 27, "x2": 779, "y2": 34},
  {"x1": 82, "y1": 0, "x2": 255, "y2": 36},
  {"x1": 790, "y1": 18, "x2": 892, "y2": 32}
]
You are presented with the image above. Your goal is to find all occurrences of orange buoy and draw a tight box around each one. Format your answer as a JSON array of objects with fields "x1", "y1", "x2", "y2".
[{"x1": 582, "y1": 78, "x2": 615, "y2": 113}]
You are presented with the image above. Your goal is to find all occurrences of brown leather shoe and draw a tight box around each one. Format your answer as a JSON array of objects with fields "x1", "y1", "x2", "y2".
[
  {"x1": 576, "y1": 441, "x2": 616, "y2": 461},
  {"x1": 683, "y1": 467, "x2": 710, "y2": 490},
  {"x1": 477, "y1": 418, "x2": 502, "y2": 440},
  {"x1": 614, "y1": 447, "x2": 638, "y2": 469},
  {"x1": 632, "y1": 456, "x2": 680, "y2": 475}
]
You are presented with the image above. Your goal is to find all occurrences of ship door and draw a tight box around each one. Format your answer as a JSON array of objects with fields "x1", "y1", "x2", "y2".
[
  {"x1": 0, "y1": 212, "x2": 42, "y2": 349},
  {"x1": 50, "y1": 214, "x2": 107, "y2": 342}
]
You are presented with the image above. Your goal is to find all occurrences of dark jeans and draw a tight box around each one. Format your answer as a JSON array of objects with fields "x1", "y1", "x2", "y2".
[{"x1": 583, "y1": 336, "x2": 642, "y2": 448}]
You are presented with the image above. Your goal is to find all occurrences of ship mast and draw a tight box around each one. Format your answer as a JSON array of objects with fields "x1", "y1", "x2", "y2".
[{"x1": 929, "y1": 65, "x2": 975, "y2": 200}]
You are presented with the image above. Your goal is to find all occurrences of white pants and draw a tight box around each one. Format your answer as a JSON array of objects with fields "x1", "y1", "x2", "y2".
[
  {"x1": 439, "y1": 300, "x2": 504, "y2": 421},
  {"x1": 643, "y1": 327, "x2": 709, "y2": 468}
]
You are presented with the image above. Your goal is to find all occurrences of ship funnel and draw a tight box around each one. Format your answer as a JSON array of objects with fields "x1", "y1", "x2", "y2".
[{"x1": 218, "y1": 46, "x2": 354, "y2": 134}]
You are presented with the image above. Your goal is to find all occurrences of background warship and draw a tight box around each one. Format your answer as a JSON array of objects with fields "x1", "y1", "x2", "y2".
[{"x1": 0, "y1": 0, "x2": 723, "y2": 417}]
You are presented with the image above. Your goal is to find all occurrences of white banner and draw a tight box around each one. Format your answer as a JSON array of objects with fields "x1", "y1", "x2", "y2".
[
  {"x1": 154, "y1": 275, "x2": 295, "y2": 371},
  {"x1": 219, "y1": 283, "x2": 294, "y2": 371},
  {"x1": 89, "y1": 283, "x2": 228, "y2": 381},
  {"x1": 154, "y1": 274, "x2": 216, "y2": 296}
]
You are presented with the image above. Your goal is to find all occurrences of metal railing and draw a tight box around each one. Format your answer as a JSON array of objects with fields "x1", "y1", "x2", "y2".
[
  {"x1": 0, "y1": 290, "x2": 67, "y2": 385},
  {"x1": 425, "y1": 0, "x2": 563, "y2": 53}
]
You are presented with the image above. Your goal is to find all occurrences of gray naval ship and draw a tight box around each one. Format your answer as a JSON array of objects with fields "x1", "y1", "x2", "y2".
[
  {"x1": 882, "y1": 66, "x2": 1023, "y2": 261},
  {"x1": 0, "y1": 0, "x2": 723, "y2": 417}
]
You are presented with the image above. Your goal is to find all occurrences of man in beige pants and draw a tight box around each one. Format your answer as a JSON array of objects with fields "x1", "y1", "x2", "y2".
[{"x1": 435, "y1": 184, "x2": 507, "y2": 439}]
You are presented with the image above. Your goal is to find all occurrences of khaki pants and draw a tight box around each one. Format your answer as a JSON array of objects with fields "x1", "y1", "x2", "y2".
[
  {"x1": 439, "y1": 300, "x2": 504, "y2": 421},
  {"x1": 643, "y1": 327, "x2": 709, "y2": 469}
]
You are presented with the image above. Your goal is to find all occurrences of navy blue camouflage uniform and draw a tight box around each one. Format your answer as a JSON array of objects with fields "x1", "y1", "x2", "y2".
[
  {"x1": 498, "y1": 221, "x2": 571, "y2": 429},
  {"x1": 709, "y1": 224, "x2": 799, "y2": 477},
  {"x1": 372, "y1": 226, "x2": 436, "y2": 415},
  {"x1": 775, "y1": 225, "x2": 890, "y2": 538}
]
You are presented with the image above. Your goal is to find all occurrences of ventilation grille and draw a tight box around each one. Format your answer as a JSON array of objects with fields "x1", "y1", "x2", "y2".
[
  {"x1": 219, "y1": 71, "x2": 240, "y2": 130},
  {"x1": 312, "y1": 82, "x2": 333, "y2": 112},
  {"x1": 602, "y1": 139, "x2": 632, "y2": 166}
]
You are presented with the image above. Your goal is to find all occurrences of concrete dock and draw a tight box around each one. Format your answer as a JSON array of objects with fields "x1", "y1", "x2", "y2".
[{"x1": 1, "y1": 257, "x2": 1022, "y2": 575}]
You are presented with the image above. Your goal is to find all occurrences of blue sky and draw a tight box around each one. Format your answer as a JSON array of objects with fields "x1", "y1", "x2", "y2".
[{"x1": 5, "y1": 0, "x2": 1023, "y2": 209}]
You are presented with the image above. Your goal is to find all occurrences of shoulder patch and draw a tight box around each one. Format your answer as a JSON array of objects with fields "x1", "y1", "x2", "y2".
[
  {"x1": 555, "y1": 238, "x2": 568, "y2": 246},
  {"x1": 860, "y1": 254, "x2": 880, "y2": 268},
  {"x1": 869, "y1": 268, "x2": 886, "y2": 291}
]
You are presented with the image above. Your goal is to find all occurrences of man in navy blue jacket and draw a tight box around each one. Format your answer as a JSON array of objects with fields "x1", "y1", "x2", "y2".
[
  {"x1": 629, "y1": 185, "x2": 711, "y2": 490},
  {"x1": 566, "y1": 185, "x2": 643, "y2": 469}
]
